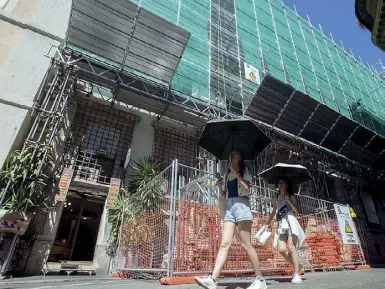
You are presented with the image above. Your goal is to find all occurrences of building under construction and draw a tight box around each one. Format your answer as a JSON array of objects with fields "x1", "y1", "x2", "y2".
[{"x1": 0, "y1": 0, "x2": 385, "y2": 277}]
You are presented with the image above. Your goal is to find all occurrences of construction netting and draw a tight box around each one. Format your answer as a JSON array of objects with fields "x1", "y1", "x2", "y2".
[
  {"x1": 67, "y1": 0, "x2": 385, "y2": 137},
  {"x1": 116, "y1": 160, "x2": 366, "y2": 278}
]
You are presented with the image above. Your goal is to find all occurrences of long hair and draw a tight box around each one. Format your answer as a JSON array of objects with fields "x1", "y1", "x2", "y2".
[
  {"x1": 277, "y1": 177, "x2": 294, "y2": 196},
  {"x1": 229, "y1": 150, "x2": 246, "y2": 177}
]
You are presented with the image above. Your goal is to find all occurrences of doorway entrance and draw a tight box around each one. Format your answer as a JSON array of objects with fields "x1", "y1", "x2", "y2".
[{"x1": 49, "y1": 193, "x2": 104, "y2": 262}]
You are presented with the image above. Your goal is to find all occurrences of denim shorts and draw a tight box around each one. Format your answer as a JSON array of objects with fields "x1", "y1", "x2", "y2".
[{"x1": 224, "y1": 197, "x2": 253, "y2": 223}]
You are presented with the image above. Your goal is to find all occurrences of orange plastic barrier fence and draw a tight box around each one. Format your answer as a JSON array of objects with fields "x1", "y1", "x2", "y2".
[{"x1": 118, "y1": 199, "x2": 366, "y2": 278}]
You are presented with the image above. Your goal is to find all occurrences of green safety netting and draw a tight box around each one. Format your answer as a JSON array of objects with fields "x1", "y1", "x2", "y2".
[
  {"x1": 131, "y1": 0, "x2": 385, "y2": 136},
  {"x1": 66, "y1": 0, "x2": 385, "y2": 137}
]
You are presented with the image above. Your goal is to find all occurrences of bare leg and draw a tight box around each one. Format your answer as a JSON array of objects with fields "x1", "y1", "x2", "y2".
[
  {"x1": 287, "y1": 235, "x2": 300, "y2": 274},
  {"x1": 278, "y1": 235, "x2": 294, "y2": 264},
  {"x1": 211, "y1": 221, "x2": 236, "y2": 280},
  {"x1": 237, "y1": 220, "x2": 263, "y2": 278}
]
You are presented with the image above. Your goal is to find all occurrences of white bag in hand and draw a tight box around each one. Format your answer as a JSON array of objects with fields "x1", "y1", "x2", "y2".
[{"x1": 255, "y1": 225, "x2": 271, "y2": 245}]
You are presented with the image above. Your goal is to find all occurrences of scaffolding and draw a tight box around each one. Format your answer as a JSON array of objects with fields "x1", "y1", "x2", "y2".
[
  {"x1": 0, "y1": 56, "x2": 77, "y2": 275},
  {"x1": 61, "y1": 0, "x2": 385, "y2": 173},
  {"x1": 66, "y1": 0, "x2": 385, "y2": 131}
]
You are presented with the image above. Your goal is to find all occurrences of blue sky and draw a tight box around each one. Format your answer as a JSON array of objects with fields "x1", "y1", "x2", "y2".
[{"x1": 284, "y1": 0, "x2": 384, "y2": 68}]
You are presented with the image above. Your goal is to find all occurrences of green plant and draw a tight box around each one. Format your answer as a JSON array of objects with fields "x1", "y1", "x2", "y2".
[
  {"x1": 0, "y1": 147, "x2": 51, "y2": 213},
  {"x1": 107, "y1": 156, "x2": 162, "y2": 256}
]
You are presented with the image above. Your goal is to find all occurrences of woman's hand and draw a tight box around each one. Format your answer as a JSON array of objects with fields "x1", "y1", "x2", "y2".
[
  {"x1": 229, "y1": 163, "x2": 238, "y2": 174},
  {"x1": 216, "y1": 179, "x2": 224, "y2": 187}
]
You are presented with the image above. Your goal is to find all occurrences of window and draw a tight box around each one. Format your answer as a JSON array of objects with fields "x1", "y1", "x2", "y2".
[{"x1": 65, "y1": 100, "x2": 139, "y2": 184}]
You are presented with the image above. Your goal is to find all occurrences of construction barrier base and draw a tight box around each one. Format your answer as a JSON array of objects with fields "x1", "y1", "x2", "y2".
[
  {"x1": 111, "y1": 272, "x2": 132, "y2": 278},
  {"x1": 159, "y1": 276, "x2": 198, "y2": 285},
  {"x1": 345, "y1": 265, "x2": 371, "y2": 270}
]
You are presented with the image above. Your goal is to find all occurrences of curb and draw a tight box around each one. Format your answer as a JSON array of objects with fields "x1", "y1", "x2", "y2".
[{"x1": 0, "y1": 277, "x2": 113, "y2": 285}]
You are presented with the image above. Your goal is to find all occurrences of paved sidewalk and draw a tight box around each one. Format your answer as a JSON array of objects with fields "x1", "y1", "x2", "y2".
[{"x1": 0, "y1": 269, "x2": 383, "y2": 288}]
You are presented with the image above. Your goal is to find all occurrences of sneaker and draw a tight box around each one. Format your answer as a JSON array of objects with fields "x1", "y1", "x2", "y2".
[
  {"x1": 246, "y1": 278, "x2": 267, "y2": 289},
  {"x1": 195, "y1": 276, "x2": 217, "y2": 289},
  {"x1": 291, "y1": 273, "x2": 303, "y2": 284}
]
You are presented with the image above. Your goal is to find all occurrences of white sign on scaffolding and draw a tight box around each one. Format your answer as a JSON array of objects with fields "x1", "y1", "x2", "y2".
[
  {"x1": 333, "y1": 204, "x2": 359, "y2": 245},
  {"x1": 244, "y1": 62, "x2": 260, "y2": 84}
]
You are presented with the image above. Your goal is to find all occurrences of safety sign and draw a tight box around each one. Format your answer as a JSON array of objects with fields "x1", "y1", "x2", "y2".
[
  {"x1": 160, "y1": 180, "x2": 169, "y2": 193},
  {"x1": 334, "y1": 204, "x2": 359, "y2": 245},
  {"x1": 345, "y1": 220, "x2": 353, "y2": 233},
  {"x1": 244, "y1": 62, "x2": 260, "y2": 84}
]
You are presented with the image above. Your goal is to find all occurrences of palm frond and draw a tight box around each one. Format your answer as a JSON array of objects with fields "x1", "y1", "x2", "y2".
[{"x1": 107, "y1": 156, "x2": 164, "y2": 256}]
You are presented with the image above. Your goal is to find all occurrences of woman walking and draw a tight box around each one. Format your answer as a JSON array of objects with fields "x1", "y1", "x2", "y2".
[
  {"x1": 266, "y1": 178, "x2": 305, "y2": 284},
  {"x1": 195, "y1": 150, "x2": 267, "y2": 289}
]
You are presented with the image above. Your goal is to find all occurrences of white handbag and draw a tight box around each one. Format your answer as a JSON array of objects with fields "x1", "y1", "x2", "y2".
[{"x1": 255, "y1": 225, "x2": 272, "y2": 245}]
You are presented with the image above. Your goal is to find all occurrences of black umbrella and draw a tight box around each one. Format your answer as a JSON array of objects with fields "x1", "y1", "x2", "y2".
[
  {"x1": 259, "y1": 163, "x2": 312, "y2": 185},
  {"x1": 197, "y1": 119, "x2": 271, "y2": 160}
]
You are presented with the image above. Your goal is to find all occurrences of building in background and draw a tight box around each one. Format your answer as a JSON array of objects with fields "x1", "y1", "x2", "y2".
[
  {"x1": 0, "y1": 0, "x2": 385, "y2": 276},
  {"x1": 356, "y1": 0, "x2": 385, "y2": 51}
]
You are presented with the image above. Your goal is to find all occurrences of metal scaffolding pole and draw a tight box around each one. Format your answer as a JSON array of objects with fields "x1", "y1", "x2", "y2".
[
  {"x1": 0, "y1": 54, "x2": 77, "y2": 276},
  {"x1": 318, "y1": 24, "x2": 350, "y2": 117},
  {"x1": 251, "y1": 0, "x2": 267, "y2": 75},
  {"x1": 294, "y1": 6, "x2": 325, "y2": 105},
  {"x1": 307, "y1": 15, "x2": 337, "y2": 109},
  {"x1": 282, "y1": 1, "x2": 307, "y2": 93},
  {"x1": 268, "y1": 0, "x2": 288, "y2": 84}
]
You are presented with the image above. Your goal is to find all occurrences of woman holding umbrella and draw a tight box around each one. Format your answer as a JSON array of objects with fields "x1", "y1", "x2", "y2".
[
  {"x1": 195, "y1": 119, "x2": 272, "y2": 289},
  {"x1": 261, "y1": 164, "x2": 309, "y2": 284},
  {"x1": 265, "y1": 177, "x2": 305, "y2": 284},
  {"x1": 195, "y1": 150, "x2": 267, "y2": 289}
]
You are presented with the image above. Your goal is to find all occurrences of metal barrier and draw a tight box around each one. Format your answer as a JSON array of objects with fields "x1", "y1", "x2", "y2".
[
  {"x1": 116, "y1": 163, "x2": 174, "y2": 278},
  {"x1": 117, "y1": 160, "x2": 366, "y2": 279}
]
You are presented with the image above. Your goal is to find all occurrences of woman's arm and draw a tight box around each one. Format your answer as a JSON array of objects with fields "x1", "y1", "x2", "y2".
[
  {"x1": 287, "y1": 194, "x2": 299, "y2": 215},
  {"x1": 236, "y1": 173, "x2": 251, "y2": 190},
  {"x1": 266, "y1": 197, "x2": 277, "y2": 225}
]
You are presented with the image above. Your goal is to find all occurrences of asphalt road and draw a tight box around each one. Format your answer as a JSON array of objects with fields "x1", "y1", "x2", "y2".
[{"x1": 0, "y1": 269, "x2": 384, "y2": 289}]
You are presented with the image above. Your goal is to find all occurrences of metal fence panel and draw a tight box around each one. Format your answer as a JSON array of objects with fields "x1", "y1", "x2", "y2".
[{"x1": 117, "y1": 163, "x2": 174, "y2": 278}]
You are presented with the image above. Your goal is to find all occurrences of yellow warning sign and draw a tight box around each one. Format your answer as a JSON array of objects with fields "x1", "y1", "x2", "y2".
[
  {"x1": 345, "y1": 220, "x2": 353, "y2": 233},
  {"x1": 350, "y1": 207, "x2": 356, "y2": 218},
  {"x1": 244, "y1": 62, "x2": 260, "y2": 84},
  {"x1": 249, "y1": 72, "x2": 257, "y2": 79}
]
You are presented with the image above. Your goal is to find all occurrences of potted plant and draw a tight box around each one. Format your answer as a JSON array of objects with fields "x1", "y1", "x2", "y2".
[{"x1": 0, "y1": 147, "x2": 51, "y2": 235}]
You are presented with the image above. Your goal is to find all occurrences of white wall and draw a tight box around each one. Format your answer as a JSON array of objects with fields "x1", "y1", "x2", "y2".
[
  {"x1": 0, "y1": 103, "x2": 29, "y2": 166},
  {"x1": 129, "y1": 113, "x2": 156, "y2": 163},
  {"x1": 0, "y1": 0, "x2": 71, "y2": 166}
]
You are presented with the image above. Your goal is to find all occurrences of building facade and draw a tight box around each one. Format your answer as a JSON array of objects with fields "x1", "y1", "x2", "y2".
[{"x1": 1, "y1": 0, "x2": 385, "y2": 275}]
